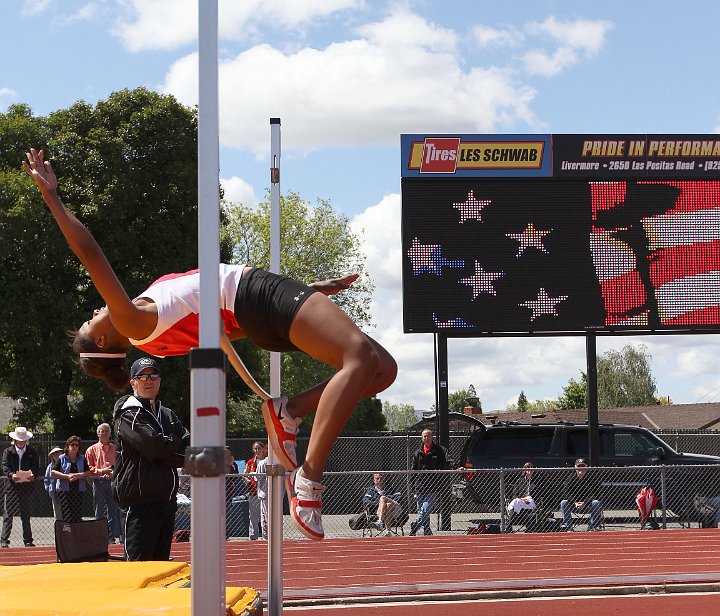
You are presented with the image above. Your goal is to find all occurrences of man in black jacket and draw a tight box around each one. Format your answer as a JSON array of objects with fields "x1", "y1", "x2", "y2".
[
  {"x1": 560, "y1": 458, "x2": 603, "y2": 531},
  {"x1": 1, "y1": 427, "x2": 40, "y2": 548},
  {"x1": 113, "y1": 357, "x2": 189, "y2": 560},
  {"x1": 410, "y1": 429, "x2": 448, "y2": 536}
]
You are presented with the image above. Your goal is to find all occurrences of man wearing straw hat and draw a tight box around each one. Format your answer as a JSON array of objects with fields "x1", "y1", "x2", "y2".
[{"x1": 1, "y1": 427, "x2": 40, "y2": 548}]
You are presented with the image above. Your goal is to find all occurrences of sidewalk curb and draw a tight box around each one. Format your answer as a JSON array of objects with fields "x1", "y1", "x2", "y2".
[{"x1": 284, "y1": 581, "x2": 720, "y2": 607}]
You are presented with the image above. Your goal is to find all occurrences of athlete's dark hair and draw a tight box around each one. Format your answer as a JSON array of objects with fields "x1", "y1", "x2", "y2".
[{"x1": 69, "y1": 329, "x2": 130, "y2": 392}]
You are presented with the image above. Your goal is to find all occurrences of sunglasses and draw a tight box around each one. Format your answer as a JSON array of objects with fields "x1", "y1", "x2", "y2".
[{"x1": 135, "y1": 372, "x2": 161, "y2": 382}]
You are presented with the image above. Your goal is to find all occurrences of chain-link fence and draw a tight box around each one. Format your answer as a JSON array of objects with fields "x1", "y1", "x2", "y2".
[{"x1": 3, "y1": 464, "x2": 720, "y2": 547}]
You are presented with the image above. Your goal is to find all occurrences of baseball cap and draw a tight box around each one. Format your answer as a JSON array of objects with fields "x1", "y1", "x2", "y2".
[
  {"x1": 575, "y1": 458, "x2": 588, "y2": 467},
  {"x1": 130, "y1": 357, "x2": 161, "y2": 379}
]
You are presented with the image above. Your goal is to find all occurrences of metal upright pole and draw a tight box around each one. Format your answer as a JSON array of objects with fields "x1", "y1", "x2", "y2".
[
  {"x1": 434, "y1": 333, "x2": 451, "y2": 531},
  {"x1": 190, "y1": 2, "x2": 226, "y2": 615},
  {"x1": 586, "y1": 330, "x2": 600, "y2": 467},
  {"x1": 267, "y1": 117, "x2": 283, "y2": 616}
]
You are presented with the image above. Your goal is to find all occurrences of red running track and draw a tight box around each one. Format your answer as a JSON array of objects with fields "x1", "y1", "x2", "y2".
[{"x1": 2, "y1": 529, "x2": 720, "y2": 602}]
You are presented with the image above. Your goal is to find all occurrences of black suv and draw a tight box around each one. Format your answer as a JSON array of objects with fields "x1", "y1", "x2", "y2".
[{"x1": 454, "y1": 422, "x2": 720, "y2": 519}]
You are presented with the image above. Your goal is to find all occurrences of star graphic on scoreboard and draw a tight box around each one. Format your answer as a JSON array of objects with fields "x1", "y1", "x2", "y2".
[
  {"x1": 407, "y1": 237, "x2": 464, "y2": 275},
  {"x1": 453, "y1": 190, "x2": 491, "y2": 223},
  {"x1": 433, "y1": 313, "x2": 474, "y2": 329},
  {"x1": 460, "y1": 262, "x2": 505, "y2": 298},
  {"x1": 519, "y1": 288, "x2": 569, "y2": 321},
  {"x1": 506, "y1": 223, "x2": 551, "y2": 258}
]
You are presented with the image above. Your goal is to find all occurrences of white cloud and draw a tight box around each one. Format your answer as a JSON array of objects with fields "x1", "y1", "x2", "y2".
[
  {"x1": 114, "y1": 0, "x2": 360, "y2": 52},
  {"x1": 221, "y1": 176, "x2": 257, "y2": 209},
  {"x1": 58, "y1": 4, "x2": 97, "y2": 25},
  {"x1": 114, "y1": 0, "x2": 197, "y2": 52},
  {"x1": 522, "y1": 47, "x2": 580, "y2": 77},
  {"x1": 529, "y1": 16, "x2": 612, "y2": 55},
  {"x1": 161, "y1": 10, "x2": 537, "y2": 154},
  {"x1": 522, "y1": 16, "x2": 613, "y2": 77},
  {"x1": 21, "y1": 0, "x2": 53, "y2": 16},
  {"x1": 351, "y1": 194, "x2": 401, "y2": 292},
  {"x1": 472, "y1": 24, "x2": 519, "y2": 48},
  {"x1": 0, "y1": 87, "x2": 18, "y2": 110}
]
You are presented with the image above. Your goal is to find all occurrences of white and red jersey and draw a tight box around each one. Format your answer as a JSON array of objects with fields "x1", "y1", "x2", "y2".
[{"x1": 129, "y1": 263, "x2": 247, "y2": 357}]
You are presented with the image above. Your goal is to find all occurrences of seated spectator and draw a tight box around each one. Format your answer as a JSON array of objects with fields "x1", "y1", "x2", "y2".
[
  {"x1": 560, "y1": 458, "x2": 603, "y2": 531},
  {"x1": 363, "y1": 473, "x2": 402, "y2": 536},
  {"x1": 506, "y1": 461, "x2": 538, "y2": 529}
]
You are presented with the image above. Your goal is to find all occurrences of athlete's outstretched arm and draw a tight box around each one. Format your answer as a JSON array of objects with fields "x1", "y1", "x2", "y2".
[{"x1": 23, "y1": 148, "x2": 153, "y2": 338}]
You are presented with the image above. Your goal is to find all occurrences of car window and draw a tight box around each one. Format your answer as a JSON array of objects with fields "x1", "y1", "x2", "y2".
[
  {"x1": 564, "y1": 429, "x2": 608, "y2": 457},
  {"x1": 611, "y1": 431, "x2": 658, "y2": 457},
  {"x1": 475, "y1": 428, "x2": 554, "y2": 456},
  {"x1": 566, "y1": 430, "x2": 588, "y2": 457}
]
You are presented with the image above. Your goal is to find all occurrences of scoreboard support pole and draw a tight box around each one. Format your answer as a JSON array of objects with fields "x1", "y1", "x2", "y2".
[
  {"x1": 433, "y1": 333, "x2": 452, "y2": 531},
  {"x1": 585, "y1": 330, "x2": 600, "y2": 467}
]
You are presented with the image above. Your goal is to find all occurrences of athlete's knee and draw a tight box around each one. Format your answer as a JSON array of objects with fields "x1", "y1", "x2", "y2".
[
  {"x1": 374, "y1": 355, "x2": 397, "y2": 392},
  {"x1": 346, "y1": 335, "x2": 381, "y2": 375}
]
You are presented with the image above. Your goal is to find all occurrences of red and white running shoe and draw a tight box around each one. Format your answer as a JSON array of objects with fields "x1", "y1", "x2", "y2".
[
  {"x1": 287, "y1": 467, "x2": 325, "y2": 540},
  {"x1": 261, "y1": 397, "x2": 301, "y2": 471}
]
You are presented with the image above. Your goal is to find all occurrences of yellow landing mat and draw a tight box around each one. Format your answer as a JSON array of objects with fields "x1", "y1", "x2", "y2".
[{"x1": 0, "y1": 562, "x2": 261, "y2": 616}]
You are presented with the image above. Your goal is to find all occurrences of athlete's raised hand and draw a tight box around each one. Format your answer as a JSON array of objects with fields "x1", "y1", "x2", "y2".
[
  {"x1": 22, "y1": 148, "x2": 58, "y2": 194},
  {"x1": 309, "y1": 273, "x2": 360, "y2": 296}
]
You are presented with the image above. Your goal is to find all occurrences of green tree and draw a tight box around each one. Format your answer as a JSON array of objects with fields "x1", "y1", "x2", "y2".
[
  {"x1": 557, "y1": 344, "x2": 657, "y2": 410},
  {"x1": 0, "y1": 89, "x2": 208, "y2": 436},
  {"x1": 221, "y1": 191, "x2": 372, "y2": 430},
  {"x1": 447, "y1": 387, "x2": 477, "y2": 412},
  {"x1": 597, "y1": 343, "x2": 657, "y2": 407},
  {"x1": 343, "y1": 397, "x2": 386, "y2": 432},
  {"x1": 517, "y1": 390, "x2": 528, "y2": 413},
  {"x1": 382, "y1": 401, "x2": 417, "y2": 431},
  {"x1": 504, "y1": 397, "x2": 559, "y2": 413},
  {"x1": 558, "y1": 374, "x2": 588, "y2": 409}
]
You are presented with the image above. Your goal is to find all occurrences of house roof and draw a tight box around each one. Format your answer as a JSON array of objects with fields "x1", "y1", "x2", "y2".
[
  {"x1": 410, "y1": 402, "x2": 720, "y2": 432},
  {"x1": 475, "y1": 402, "x2": 720, "y2": 431}
]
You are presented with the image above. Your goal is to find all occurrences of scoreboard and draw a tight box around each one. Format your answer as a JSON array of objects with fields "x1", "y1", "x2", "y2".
[{"x1": 401, "y1": 134, "x2": 720, "y2": 336}]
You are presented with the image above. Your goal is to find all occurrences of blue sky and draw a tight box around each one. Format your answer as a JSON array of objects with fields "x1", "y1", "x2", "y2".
[{"x1": 3, "y1": 1, "x2": 720, "y2": 416}]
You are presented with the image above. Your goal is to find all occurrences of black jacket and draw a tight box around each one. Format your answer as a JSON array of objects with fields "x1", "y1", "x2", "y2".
[
  {"x1": 510, "y1": 474, "x2": 536, "y2": 500},
  {"x1": 1, "y1": 444, "x2": 40, "y2": 494},
  {"x1": 411, "y1": 442, "x2": 448, "y2": 493},
  {"x1": 562, "y1": 471, "x2": 600, "y2": 504},
  {"x1": 112, "y1": 395, "x2": 190, "y2": 506}
]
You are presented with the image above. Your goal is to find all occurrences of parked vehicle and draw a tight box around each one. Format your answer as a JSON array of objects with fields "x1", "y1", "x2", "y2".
[{"x1": 453, "y1": 421, "x2": 720, "y2": 521}]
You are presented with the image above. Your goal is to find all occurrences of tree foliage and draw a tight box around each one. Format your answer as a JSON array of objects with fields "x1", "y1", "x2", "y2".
[
  {"x1": 558, "y1": 374, "x2": 588, "y2": 410},
  {"x1": 0, "y1": 89, "x2": 208, "y2": 437},
  {"x1": 382, "y1": 401, "x2": 417, "y2": 431},
  {"x1": 517, "y1": 390, "x2": 528, "y2": 413},
  {"x1": 558, "y1": 344, "x2": 657, "y2": 409},
  {"x1": 344, "y1": 397, "x2": 387, "y2": 432},
  {"x1": 597, "y1": 343, "x2": 657, "y2": 407},
  {"x1": 504, "y1": 397, "x2": 559, "y2": 413}
]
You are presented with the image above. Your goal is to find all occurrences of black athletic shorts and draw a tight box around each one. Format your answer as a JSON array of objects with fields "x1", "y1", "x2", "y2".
[{"x1": 234, "y1": 267, "x2": 317, "y2": 352}]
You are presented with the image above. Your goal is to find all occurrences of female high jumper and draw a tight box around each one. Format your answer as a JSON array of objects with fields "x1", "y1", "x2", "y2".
[{"x1": 23, "y1": 147, "x2": 397, "y2": 540}]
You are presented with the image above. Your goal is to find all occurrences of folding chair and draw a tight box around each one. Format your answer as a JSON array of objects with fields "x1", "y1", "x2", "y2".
[{"x1": 54, "y1": 519, "x2": 125, "y2": 563}]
